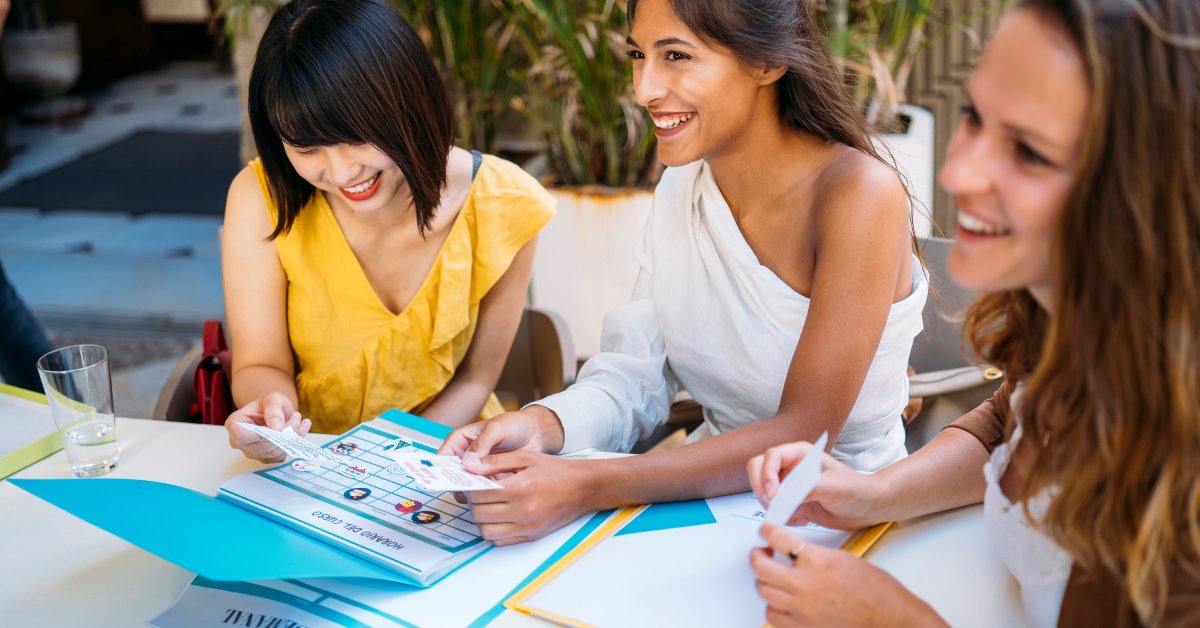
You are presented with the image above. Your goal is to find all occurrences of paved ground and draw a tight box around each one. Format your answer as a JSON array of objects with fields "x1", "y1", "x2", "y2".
[{"x1": 1, "y1": 62, "x2": 234, "y2": 418}]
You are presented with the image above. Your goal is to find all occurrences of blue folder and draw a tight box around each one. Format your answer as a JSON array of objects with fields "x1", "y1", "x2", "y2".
[{"x1": 9, "y1": 410, "x2": 453, "y2": 584}]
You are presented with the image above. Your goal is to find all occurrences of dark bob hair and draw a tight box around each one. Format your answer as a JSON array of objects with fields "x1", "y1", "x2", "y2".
[{"x1": 249, "y1": 0, "x2": 453, "y2": 239}]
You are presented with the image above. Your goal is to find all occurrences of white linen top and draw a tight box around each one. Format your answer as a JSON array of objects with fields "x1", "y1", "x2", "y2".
[
  {"x1": 983, "y1": 401, "x2": 1074, "y2": 628},
  {"x1": 536, "y1": 160, "x2": 929, "y2": 472}
]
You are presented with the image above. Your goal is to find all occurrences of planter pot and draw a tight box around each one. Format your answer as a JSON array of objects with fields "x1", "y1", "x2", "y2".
[
  {"x1": 876, "y1": 104, "x2": 935, "y2": 240},
  {"x1": 233, "y1": 6, "x2": 276, "y2": 164},
  {"x1": 530, "y1": 187, "x2": 654, "y2": 361}
]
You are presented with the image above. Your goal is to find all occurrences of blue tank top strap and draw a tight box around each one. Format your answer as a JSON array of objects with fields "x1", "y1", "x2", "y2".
[{"x1": 470, "y1": 150, "x2": 482, "y2": 180}]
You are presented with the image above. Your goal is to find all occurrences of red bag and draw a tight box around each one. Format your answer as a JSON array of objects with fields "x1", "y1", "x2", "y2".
[{"x1": 191, "y1": 320, "x2": 234, "y2": 425}]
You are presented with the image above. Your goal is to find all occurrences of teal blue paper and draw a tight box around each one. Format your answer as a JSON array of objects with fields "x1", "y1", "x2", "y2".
[
  {"x1": 9, "y1": 412, "x2": 463, "y2": 585},
  {"x1": 377, "y1": 409, "x2": 452, "y2": 441},
  {"x1": 616, "y1": 499, "x2": 716, "y2": 536},
  {"x1": 10, "y1": 478, "x2": 416, "y2": 583}
]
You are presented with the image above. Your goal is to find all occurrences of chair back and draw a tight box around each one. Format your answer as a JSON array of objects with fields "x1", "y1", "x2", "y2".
[
  {"x1": 911, "y1": 236, "x2": 977, "y2": 373},
  {"x1": 494, "y1": 307, "x2": 576, "y2": 410},
  {"x1": 905, "y1": 237, "x2": 1004, "y2": 451},
  {"x1": 152, "y1": 344, "x2": 202, "y2": 421}
]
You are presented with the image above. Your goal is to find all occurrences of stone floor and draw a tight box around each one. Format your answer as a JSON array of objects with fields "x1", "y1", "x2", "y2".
[{"x1": 1, "y1": 62, "x2": 235, "y2": 418}]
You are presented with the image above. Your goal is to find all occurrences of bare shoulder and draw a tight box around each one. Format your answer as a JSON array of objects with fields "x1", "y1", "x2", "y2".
[
  {"x1": 429, "y1": 146, "x2": 476, "y2": 234},
  {"x1": 812, "y1": 145, "x2": 909, "y2": 241},
  {"x1": 224, "y1": 165, "x2": 274, "y2": 242}
]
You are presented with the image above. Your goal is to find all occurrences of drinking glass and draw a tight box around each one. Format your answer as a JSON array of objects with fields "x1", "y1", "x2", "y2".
[{"x1": 37, "y1": 344, "x2": 119, "y2": 478}]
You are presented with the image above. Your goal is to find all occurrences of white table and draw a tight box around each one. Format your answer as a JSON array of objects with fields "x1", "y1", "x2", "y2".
[{"x1": 0, "y1": 418, "x2": 1025, "y2": 626}]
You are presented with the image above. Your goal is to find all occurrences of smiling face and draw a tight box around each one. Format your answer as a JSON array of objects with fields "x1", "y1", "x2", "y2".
[
  {"x1": 941, "y1": 9, "x2": 1090, "y2": 308},
  {"x1": 626, "y1": 0, "x2": 780, "y2": 167},
  {"x1": 283, "y1": 142, "x2": 408, "y2": 214}
]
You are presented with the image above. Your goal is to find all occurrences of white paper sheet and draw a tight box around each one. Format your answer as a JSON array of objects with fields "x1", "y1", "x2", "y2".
[
  {"x1": 235, "y1": 424, "x2": 343, "y2": 464},
  {"x1": 763, "y1": 431, "x2": 828, "y2": 527},
  {"x1": 390, "y1": 452, "x2": 503, "y2": 492}
]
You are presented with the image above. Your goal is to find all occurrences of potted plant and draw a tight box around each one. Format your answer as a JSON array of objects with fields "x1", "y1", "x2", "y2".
[
  {"x1": 820, "y1": 0, "x2": 938, "y2": 238},
  {"x1": 512, "y1": 0, "x2": 659, "y2": 360},
  {"x1": 397, "y1": 0, "x2": 523, "y2": 154},
  {"x1": 215, "y1": 0, "x2": 282, "y2": 164},
  {"x1": 824, "y1": 0, "x2": 1008, "y2": 237}
]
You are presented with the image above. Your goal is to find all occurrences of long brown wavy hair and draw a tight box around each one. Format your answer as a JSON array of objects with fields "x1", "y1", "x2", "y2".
[{"x1": 963, "y1": 0, "x2": 1200, "y2": 621}]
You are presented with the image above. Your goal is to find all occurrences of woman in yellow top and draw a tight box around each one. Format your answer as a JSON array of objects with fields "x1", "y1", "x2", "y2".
[{"x1": 222, "y1": 0, "x2": 554, "y2": 462}]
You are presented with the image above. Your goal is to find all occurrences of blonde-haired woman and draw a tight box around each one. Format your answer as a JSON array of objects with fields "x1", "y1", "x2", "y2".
[{"x1": 747, "y1": 0, "x2": 1200, "y2": 625}]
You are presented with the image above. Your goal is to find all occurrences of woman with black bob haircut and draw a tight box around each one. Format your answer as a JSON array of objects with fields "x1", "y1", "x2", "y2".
[{"x1": 222, "y1": 0, "x2": 555, "y2": 462}]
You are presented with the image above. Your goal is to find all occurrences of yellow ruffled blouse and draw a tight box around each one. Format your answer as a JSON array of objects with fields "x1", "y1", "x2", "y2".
[{"x1": 250, "y1": 155, "x2": 555, "y2": 433}]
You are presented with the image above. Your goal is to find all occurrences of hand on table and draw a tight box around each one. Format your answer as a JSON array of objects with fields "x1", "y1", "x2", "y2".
[
  {"x1": 457, "y1": 450, "x2": 592, "y2": 546},
  {"x1": 224, "y1": 392, "x2": 311, "y2": 463},
  {"x1": 751, "y1": 524, "x2": 943, "y2": 627},
  {"x1": 747, "y1": 441, "x2": 889, "y2": 530}
]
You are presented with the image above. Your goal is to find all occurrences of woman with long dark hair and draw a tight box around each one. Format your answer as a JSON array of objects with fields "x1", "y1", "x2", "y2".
[
  {"x1": 222, "y1": 0, "x2": 554, "y2": 461},
  {"x1": 749, "y1": 0, "x2": 1200, "y2": 624},
  {"x1": 440, "y1": 0, "x2": 928, "y2": 545}
]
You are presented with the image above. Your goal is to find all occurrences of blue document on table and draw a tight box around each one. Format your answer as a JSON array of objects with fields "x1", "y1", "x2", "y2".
[
  {"x1": 148, "y1": 510, "x2": 612, "y2": 628},
  {"x1": 9, "y1": 411, "x2": 493, "y2": 587}
]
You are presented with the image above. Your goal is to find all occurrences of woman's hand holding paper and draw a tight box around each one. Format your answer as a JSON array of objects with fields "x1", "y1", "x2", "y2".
[
  {"x1": 438, "y1": 405, "x2": 566, "y2": 463},
  {"x1": 747, "y1": 441, "x2": 891, "y2": 531},
  {"x1": 225, "y1": 392, "x2": 312, "y2": 463},
  {"x1": 456, "y1": 451, "x2": 593, "y2": 546},
  {"x1": 751, "y1": 524, "x2": 944, "y2": 627}
]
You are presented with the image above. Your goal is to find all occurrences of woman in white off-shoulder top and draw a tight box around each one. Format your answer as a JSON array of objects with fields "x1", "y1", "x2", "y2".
[{"x1": 438, "y1": 0, "x2": 927, "y2": 546}]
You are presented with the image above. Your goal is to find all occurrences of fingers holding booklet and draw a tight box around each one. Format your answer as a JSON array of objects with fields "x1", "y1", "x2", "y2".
[
  {"x1": 215, "y1": 413, "x2": 505, "y2": 586},
  {"x1": 459, "y1": 450, "x2": 600, "y2": 546},
  {"x1": 224, "y1": 392, "x2": 312, "y2": 463}
]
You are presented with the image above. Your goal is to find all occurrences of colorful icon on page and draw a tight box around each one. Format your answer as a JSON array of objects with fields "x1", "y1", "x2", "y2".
[
  {"x1": 395, "y1": 499, "x2": 423, "y2": 513},
  {"x1": 382, "y1": 464, "x2": 406, "y2": 476},
  {"x1": 344, "y1": 487, "x2": 371, "y2": 501},
  {"x1": 339, "y1": 465, "x2": 368, "y2": 479},
  {"x1": 332, "y1": 441, "x2": 358, "y2": 455},
  {"x1": 291, "y1": 460, "x2": 322, "y2": 472},
  {"x1": 411, "y1": 511, "x2": 440, "y2": 524}
]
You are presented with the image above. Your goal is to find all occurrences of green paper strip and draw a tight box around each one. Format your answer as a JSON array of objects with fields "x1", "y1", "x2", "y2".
[{"x1": 0, "y1": 384, "x2": 62, "y2": 479}]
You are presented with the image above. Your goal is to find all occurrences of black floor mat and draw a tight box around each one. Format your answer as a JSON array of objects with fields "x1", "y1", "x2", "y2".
[{"x1": 0, "y1": 130, "x2": 240, "y2": 215}]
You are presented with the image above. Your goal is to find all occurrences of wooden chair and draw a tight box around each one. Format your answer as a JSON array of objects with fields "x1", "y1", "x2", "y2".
[
  {"x1": 493, "y1": 306, "x2": 577, "y2": 410},
  {"x1": 152, "y1": 345, "x2": 203, "y2": 421},
  {"x1": 153, "y1": 306, "x2": 577, "y2": 421}
]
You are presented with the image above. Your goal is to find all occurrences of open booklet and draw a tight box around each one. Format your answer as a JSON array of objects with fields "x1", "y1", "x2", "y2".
[
  {"x1": 215, "y1": 410, "x2": 492, "y2": 586},
  {"x1": 11, "y1": 410, "x2": 496, "y2": 588}
]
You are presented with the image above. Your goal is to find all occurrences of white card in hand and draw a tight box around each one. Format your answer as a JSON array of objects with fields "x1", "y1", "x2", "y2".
[
  {"x1": 391, "y1": 452, "x2": 503, "y2": 492},
  {"x1": 763, "y1": 432, "x2": 828, "y2": 563},
  {"x1": 237, "y1": 423, "x2": 342, "y2": 464}
]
